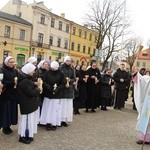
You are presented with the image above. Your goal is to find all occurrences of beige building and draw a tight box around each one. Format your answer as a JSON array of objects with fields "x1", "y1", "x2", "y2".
[
  {"x1": 0, "y1": 11, "x2": 32, "y2": 67},
  {"x1": 1, "y1": 0, "x2": 70, "y2": 63},
  {"x1": 136, "y1": 48, "x2": 150, "y2": 70},
  {"x1": 69, "y1": 22, "x2": 98, "y2": 66}
]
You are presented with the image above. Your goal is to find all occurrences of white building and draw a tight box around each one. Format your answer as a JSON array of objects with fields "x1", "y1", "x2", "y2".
[{"x1": 1, "y1": 0, "x2": 70, "y2": 62}]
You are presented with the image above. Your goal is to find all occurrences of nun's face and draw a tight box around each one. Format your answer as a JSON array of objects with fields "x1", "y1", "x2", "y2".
[
  {"x1": 65, "y1": 60, "x2": 71, "y2": 65},
  {"x1": 32, "y1": 61, "x2": 37, "y2": 66},
  {"x1": 28, "y1": 70, "x2": 35, "y2": 76},
  {"x1": 91, "y1": 63, "x2": 97, "y2": 69},
  {"x1": 82, "y1": 65, "x2": 87, "y2": 71},
  {"x1": 7, "y1": 59, "x2": 15, "y2": 68},
  {"x1": 42, "y1": 62, "x2": 49, "y2": 70}
]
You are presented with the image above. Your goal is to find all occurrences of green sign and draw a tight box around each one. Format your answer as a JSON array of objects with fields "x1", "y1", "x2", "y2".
[
  {"x1": 15, "y1": 47, "x2": 28, "y2": 51},
  {"x1": 52, "y1": 51, "x2": 64, "y2": 56}
]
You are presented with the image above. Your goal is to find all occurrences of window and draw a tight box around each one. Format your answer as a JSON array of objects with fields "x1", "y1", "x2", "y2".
[
  {"x1": 93, "y1": 48, "x2": 96, "y2": 56},
  {"x1": 142, "y1": 62, "x2": 146, "y2": 67},
  {"x1": 3, "y1": 51, "x2": 9, "y2": 61},
  {"x1": 87, "y1": 62, "x2": 89, "y2": 66},
  {"x1": 84, "y1": 31, "x2": 87, "y2": 39},
  {"x1": 95, "y1": 36, "x2": 97, "y2": 43},
  {"x1": 64, "y1": 40, "x2": 68, "y2": 49},
  {"x1": 88, "y1": 47, "x2": 91, "y2": 54},
  {"x1": 49, "y1": 36, "x2": 53, "y2": 46},
  {"x1": 89, "y1": 34, "x2": 92, "y2": 41},
  {"x1": 137, "y1": 62, "x2": 140, "y2": 67},
  {"x1": 40, "y1": 14, "x2": 45, "y2": 24},
  {"x1": 83, "y1": 46, "x2": 86, "y2": 53},
  {"x1": 57, "y1": 38, "x2": 61, "y2": 47},
  {"x1": 73, "y1": 27, "x2": 76, "y2": 35},
  {"x1": 142, "y1": 53, "x2": 148, "y2": 56},
  {"x1": 4, "y1": 26, "x2": 11, "y2": 37},
  {"x1": 79, "y1": 29, "x2": 82, "y2": 37},
  {"x1": 51, "y1": 18, "x2": 55, "y2": 27},
  {"x1": 66, "y1": 24, "x2": 69, "y2": 33},
  {"x1": 71, "y1": 42, "x2": 75, "y2": 50},
  {"x1": 77, "y1": 44, "x2": 80, "y2": 52},
  {"x1": 38, "y1": 33, "x2": 44, "y2": 43},
  {"x1": 19, "y1": 29, "x2": 25, "y2": 40},
  {"x1": 76, "y1": 60, "x2": 79, "y2": 66},
  {"x1": 59, "y1": 21, "x2": 62, "y2": 30}
]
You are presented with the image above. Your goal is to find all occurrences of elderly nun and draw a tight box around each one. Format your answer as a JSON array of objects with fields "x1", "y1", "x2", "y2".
[
  {"x1": 0, "y1": 56, "x2": 18, "y2": 134},
  {"x1": 17, "y1": 63, "x2": 41, "y2": 144},
  {"x1": 37, "y1": 60, "x2": 49, "y2": 79},
  {"x1": 59, "y1": 56, "x2": 76, "y2": 127},
  {"x1": 40, "y1": 61, "x2": 64, "y2": 131}
]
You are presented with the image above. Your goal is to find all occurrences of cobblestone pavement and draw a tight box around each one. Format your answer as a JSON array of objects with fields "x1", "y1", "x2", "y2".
[{"x1": 0, "y1": 100, "x2": 149, "y2": 150}]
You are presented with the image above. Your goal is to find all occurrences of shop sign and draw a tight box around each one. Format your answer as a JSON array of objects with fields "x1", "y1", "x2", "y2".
[
  {"x1": 15, "y1": 47, "x2": 28, "y2": 51},
  {"x1": 52, "y1": 51, "x2": 64, "y2": 56}
]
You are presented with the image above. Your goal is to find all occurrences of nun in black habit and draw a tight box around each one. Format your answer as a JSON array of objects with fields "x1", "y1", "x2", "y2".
[
  {"x1": 73, "y1": 64, "x2": 88, "y2": 114},
  {"x1": 0, "y1": 56, "x2": 18, "y2": 134}
]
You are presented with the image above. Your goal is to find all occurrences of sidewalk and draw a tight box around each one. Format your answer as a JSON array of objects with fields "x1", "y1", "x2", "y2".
[{"x1": 0, "y1": 100, "x2": 149, "y2": 150}]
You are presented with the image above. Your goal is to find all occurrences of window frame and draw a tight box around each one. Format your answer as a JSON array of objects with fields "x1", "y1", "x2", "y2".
[
  {"x1": 58, "y1": 21, "x2": 63, "y2": 30},
  {"x1": 4, "y1": 26, "x2": 11, "y2": 37},
  {"x1": 40, "y1": 14, "x2": 45, "y2": 24},
  {"x1": 19, "y1": 29, "x2": 25, "y2": 40},
  {"x1": 51, "y1": 18, "x2": 55, "y2": 28}
]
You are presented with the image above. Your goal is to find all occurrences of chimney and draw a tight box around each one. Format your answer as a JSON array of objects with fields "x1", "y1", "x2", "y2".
[
  {"x1": 60, "y1": 13, "x2": 65, "y2": 18},
  {"x1": 84, "y1": 24, "x2": 88, "y2": 28}
]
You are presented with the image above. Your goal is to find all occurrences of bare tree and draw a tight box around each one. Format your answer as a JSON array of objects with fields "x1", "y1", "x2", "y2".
[
  {"x1": 85, "y1": 0, "x2": 130, "y2": 70},
  {"x1": 146, "y1": 39, "x2": 150, "y2": 49},
  {"x1": 124, "y1": 37, "x2": 143, "y2": 72}
]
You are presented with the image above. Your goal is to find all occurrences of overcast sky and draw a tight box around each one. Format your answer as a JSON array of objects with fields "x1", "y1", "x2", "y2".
[{"x1": 0, "y1": 0, "x2": 150, "y2": 47}]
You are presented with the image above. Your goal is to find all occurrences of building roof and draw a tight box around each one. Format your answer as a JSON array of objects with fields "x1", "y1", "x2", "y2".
[{"x1": 0, "y1": 11, "x2": 32, "y2": 27}]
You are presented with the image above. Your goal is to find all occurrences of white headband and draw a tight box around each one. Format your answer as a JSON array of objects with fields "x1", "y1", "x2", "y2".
[
  {"x1": 28, "y1": 57, "x2": 37, "y2": 64},
  {"x1": 51, "y1": 61, "x2": 59, "y2": 70},
  {"x1": 4, "y1": 56, "x2": 13, "y2": 66},
  {"x1": 64, "y1": 56, "x2": 71, "y2": 62},
  {"x1": 21, "y1": 63, "x2": 36, "y2": 75}
]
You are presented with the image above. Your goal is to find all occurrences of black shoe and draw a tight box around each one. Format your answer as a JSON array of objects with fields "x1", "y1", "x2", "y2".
[
  {"x1": 8, "y1": 127, "x2": 13, "y2": 133},
  {"x1": 91, "y1": 109, "x2": 96, "y2": 112},
  {"x1": 28, "y1": 137, "x2": 34, "y2": 141},
  {"x1": 46, "y1": 124, "x2": 52, "y2": 131},
  {"x1": 77, "y1": 111, "x2": 81, "y2": 114},
  {"x1": 136, "y1": 140, "x2": 143, "y2": 144},
  {"x1": 38, "y1": 124, "x2": 45, "y2": 127},
  {"x1": 61, "y1": 122, "x2": 68, "y2": 127},
  {"x1": 2, "y1": 127, "x2": 13, "y2": 134},
  {"x1": 19, "y1": 137, "x2": 31, "y2": 144},
  {"x1": 73, "y1": 111, "x2": 77, "y2": 115},
  {"x1": 85, "y1": 109, "x2": 88, "y2": 112},
  {"x1": 51, "y1": 126, "x2": 57, "y2": 131}
]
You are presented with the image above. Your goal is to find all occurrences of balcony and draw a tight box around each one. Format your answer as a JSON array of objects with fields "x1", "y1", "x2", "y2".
[{"x1": 31, "y1": 41, "x2": 50, "y2": 49}]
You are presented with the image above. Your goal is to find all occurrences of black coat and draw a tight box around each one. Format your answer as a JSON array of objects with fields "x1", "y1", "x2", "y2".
[
  {"x1": 60, "y1": 63, "x2": 75, "y2": 98},
  {"x1": 0, "y1": 64, "x2": 18, "y2": 101},
  {"x1": 17, "y1": 72, "x2": 41, "y2": 114},
  {"x1": 101, "y1": 74, "x2": 113, "y2": 98},
  {"x1": 43, "y1": 69, "x2": 64, "y2": 99},
  {"x1": 36, "y1": 68, "x2": 47, "y2": 80},
  {"x1": 113, "y1": 68, "x2": 130, "y2": 90}
]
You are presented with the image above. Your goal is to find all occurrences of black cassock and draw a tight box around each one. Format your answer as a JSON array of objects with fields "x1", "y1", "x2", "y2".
[
  {"x1": 86, "y1": 67, "x2": 101, "y2": 109},
  {"x1": 73, "y1": 69, "x2": 88, "y2": 109}
]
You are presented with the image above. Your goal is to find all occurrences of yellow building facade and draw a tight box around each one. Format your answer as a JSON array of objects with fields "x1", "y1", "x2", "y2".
[
  {"x1": 0, "y1": 11, "x2": 32, "y2": 67},
  {"x1": 69, "y1": 22, "x2": 98, "y2": 66}
]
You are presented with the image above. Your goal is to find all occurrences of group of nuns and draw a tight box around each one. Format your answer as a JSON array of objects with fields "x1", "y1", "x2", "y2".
[{"x1": 0, "y1": 55, "x2": 76, "y2": 144}]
